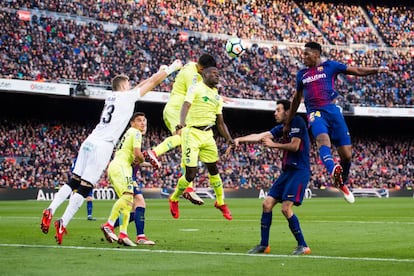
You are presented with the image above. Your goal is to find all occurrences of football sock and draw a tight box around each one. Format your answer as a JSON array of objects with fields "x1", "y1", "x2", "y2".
[
  {"x1": 170, "y1": 176, "x2": 191, "y2": 201},
  {"x1": 319, "y1": 145, "x2": 335, "y2": 174},
  {"x1": 340, "y1": 160, "x2": 351, "y2": 184},
  {"x1": 61, "y1": 192, "x2": 85, "y2": 228},
  {"x1": 288, "y1": 214, "x2": 307, "y2": 247},
  {"x1": 153, "y1": 135, "x2": 181, "y2": 156},
  {"x1": 135, "y1": 207, "x2": 145, "y2": 236},
  {"x1": 210, "y1": 173, "x2": 224, "y2": 205},
  {"x1": 108, "y1": 194, "x2": 133, "y2": 226},
  {"x1": 87, "y1": 201, "x2": 93, "y2": 217},
  {"x1": 48, "y1": 184, "x2": 72, "y2": 215},
  {"x1": 260, "y1": 211, "x2": 272, "y2": 247},
  {"x1": 119, "y1": 201, "x2": 133, "y2": 235},
  {"x1": 114, "y1": 212, "x2": 135, "y2": 228}
]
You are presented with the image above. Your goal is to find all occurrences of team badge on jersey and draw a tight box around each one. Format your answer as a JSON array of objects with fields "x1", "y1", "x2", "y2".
[{"x1": 317, "y1": 66, "x2": 324, "y2": 72}]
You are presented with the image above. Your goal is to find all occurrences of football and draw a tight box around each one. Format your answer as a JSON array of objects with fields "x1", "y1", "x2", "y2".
[{"x1": 225, "y1": 37, "x2": 246, "y2": 58}]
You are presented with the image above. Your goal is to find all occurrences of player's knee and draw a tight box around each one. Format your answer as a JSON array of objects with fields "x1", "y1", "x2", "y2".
[
  {"x1": 77, "y1": 185, "x2": 93, "y2": 198},
  {"x1": 262, "y1": 199, "x2": 273, "y2": 212},
  {"x1": 134, "y1": 194, "x2": 146, "y2": 208},
  {"x1": 315, "y1": 134, "x2": 331, "y2": 147},
  {"x1": 206, "y1": 163, "x2": 219, "y2": 175},
  {"x1": 68, "y1": 177, "x2": 81, "y2": 190},
  {"x1": 185, "y1": 167, "x2": 197, "y2": 182},
  {"x1": 281, "y1": 205, "x2": 293, "y2": 219}
]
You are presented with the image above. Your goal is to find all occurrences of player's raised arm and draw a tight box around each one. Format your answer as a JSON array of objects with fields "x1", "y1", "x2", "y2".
[
  {"x1": 234, "y1": 131, "x2": 273, "y2": 147},
  {"x1": 136, "y1": 60, "x2": 183, "y2": 97},
  {"x1": 283, "y1": 89, "x2": 302, "y2": 138},
  {"x1": 345, "y1": 65, "x2": 390, "y2": 76}
]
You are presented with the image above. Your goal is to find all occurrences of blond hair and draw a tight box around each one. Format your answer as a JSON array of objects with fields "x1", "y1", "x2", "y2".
[{"x1": 111, "y1": 74, "x2": 129, "y2": 91}]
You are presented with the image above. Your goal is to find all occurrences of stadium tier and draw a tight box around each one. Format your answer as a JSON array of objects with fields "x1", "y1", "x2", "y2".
[{"x1": 0, "y1": 1, "x2": 413, "y2": 191}]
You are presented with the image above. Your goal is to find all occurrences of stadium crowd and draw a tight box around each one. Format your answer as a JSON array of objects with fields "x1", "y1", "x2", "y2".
[
  {"x1": 1, "y1": 119, "x2": 412, "y2": 191},
  {"x1": 0, "y1": 1, "x2": 413, "y2": 107},
  {"x1": 0, "y1": 1, "x2": 412, "y2": 192}
]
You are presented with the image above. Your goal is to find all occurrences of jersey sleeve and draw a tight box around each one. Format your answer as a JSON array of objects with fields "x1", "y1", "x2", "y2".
[
  {"x1": 132, "y1": 129, "x2": 143, "y2": 150},
  {"x1": 185, "y1": 83, "x2": 197, "y2": 104},
  {"x1": 270, "y1": 124, "x2": 283, "y2": 138},
  {"x1": 330, "y1": 60, "x2": 347, "y2": 73},
  {"x1": 290, "y1": 116, "x2": 306, "y2": 140},
  {"x1": 128, "y1": 87, "x2": 142, "y2": 102},
  {"x1": 296, "y1": 69, "x2": 305, "y2": 91}
]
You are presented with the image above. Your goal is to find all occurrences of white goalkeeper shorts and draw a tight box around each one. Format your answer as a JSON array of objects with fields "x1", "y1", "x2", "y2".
[{"x1": 73, "y1": 137, "x2": 114, "y2": 186}]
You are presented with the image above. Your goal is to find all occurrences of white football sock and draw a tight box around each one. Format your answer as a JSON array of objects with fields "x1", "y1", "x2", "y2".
[
  {"x1": 48, "y1": 184, "x2": 72, "y2": 215},
  {"x1": 61, "y1": 192, "x2": 85, "y2": 227}
]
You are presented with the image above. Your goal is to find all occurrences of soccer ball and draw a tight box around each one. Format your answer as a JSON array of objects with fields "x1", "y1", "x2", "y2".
[{"x1": 225, "y1": 37, "x2": 246, "y2": 58}]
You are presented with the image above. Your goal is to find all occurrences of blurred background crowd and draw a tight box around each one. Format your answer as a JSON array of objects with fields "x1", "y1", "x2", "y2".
[
  {"x1": 1, "y1": 119, "x2": 412, "y2": 190},
  {"x1": 0, "y1": 0, "x2": 412, "y2": 191}
]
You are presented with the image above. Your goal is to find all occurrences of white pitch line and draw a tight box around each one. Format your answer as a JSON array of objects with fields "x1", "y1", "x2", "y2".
[
  {"x1": 1, "y1": 216, "x2": 414, "y2": 225},
  {"x1": 0, "y1": 243, "x2": 413, "y2": 263}
]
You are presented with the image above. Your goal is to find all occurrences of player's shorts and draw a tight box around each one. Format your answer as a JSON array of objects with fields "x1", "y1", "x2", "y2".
[
  {"x1": 133, "y1": 181, "x2": 143, "y2": 195},
  {"x1": 181, "y1": 126, "x2": 218, "y2": 167},
  {"x1": 107, "y1": 161, "x2": 136, "y2": 198},
  {"x1": 268, "y1": 168, "x2": 310, "y2": 206},
  {"x1": 163, "y1": 95, "x2": 185, "y2": 134},
  {"x1": 73, "y1": 138, "x2": 114, "y2": 186},
  {"x1": 307, "y1": 104, "x2": 351, "y2": 147}
]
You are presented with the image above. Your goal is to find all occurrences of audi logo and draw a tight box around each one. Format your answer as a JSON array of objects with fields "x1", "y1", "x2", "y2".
[{"x1": 93, "y1": 188, "x2": 117, "y2": 200}]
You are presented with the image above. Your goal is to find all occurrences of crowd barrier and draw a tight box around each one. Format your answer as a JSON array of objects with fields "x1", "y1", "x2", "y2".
[{"x1": 0, "y1": 187, "x2": 412, "y2": 201}]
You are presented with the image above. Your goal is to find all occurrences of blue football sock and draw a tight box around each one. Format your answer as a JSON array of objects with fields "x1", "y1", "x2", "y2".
[
  {"x1": 135, "y1": 207, "x2": 145, "y2": 236},
  {"x1": 340, "y1": 160, "x2": 351, "y2": 184},
  {"x1": 260, "y1": 212, "x2": 272, "y2": 247},
  {"x1": 288, "y1": 214, "x2": 307, "y2": 247},
  {"x1": 87, "y1": 201, "x2": 93, "y2": 217},
  {"x1": 319, "y1": 145, "x2": 335, "y2": 174}
]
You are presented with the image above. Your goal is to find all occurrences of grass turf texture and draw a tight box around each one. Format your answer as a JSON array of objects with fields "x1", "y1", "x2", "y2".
[{"x1": 0, "y1": 197, "x2": 413, "y2": 275}]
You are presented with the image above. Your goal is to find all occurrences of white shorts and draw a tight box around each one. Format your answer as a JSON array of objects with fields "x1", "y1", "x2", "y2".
[{"x1": 73, "y1": 137, "x2": 114, "y2": 186}]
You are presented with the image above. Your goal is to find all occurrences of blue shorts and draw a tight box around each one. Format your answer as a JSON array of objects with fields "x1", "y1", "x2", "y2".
[
  {"x1": 133, "y1": 182, "x2": 143, "y2": 195},
  {"x1": 268, "y1": 169, "x2": 310, "y2": 206},
  {"x1": 307, "y1": 104, "x2": 351, "y2": 147}
]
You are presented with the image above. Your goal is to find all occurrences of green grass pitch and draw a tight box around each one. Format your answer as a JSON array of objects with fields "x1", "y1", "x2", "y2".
[{"x1": 0, "y1": 197, "x2": 413, "y2": 275}]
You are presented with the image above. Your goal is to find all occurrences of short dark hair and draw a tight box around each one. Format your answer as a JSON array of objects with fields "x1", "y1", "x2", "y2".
[
  {"x1": 276, "y1": 99, "x2": 291, "y2": 111},
  {"x1": 198, "y1": 53, "x2": 217, "y2": 69},
  {"x1": 130, "y1": 112, "x2": 145, "y2": 122},
  {"x1": 304, "y1": 42, "x2": 322, "y2": 54}
]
